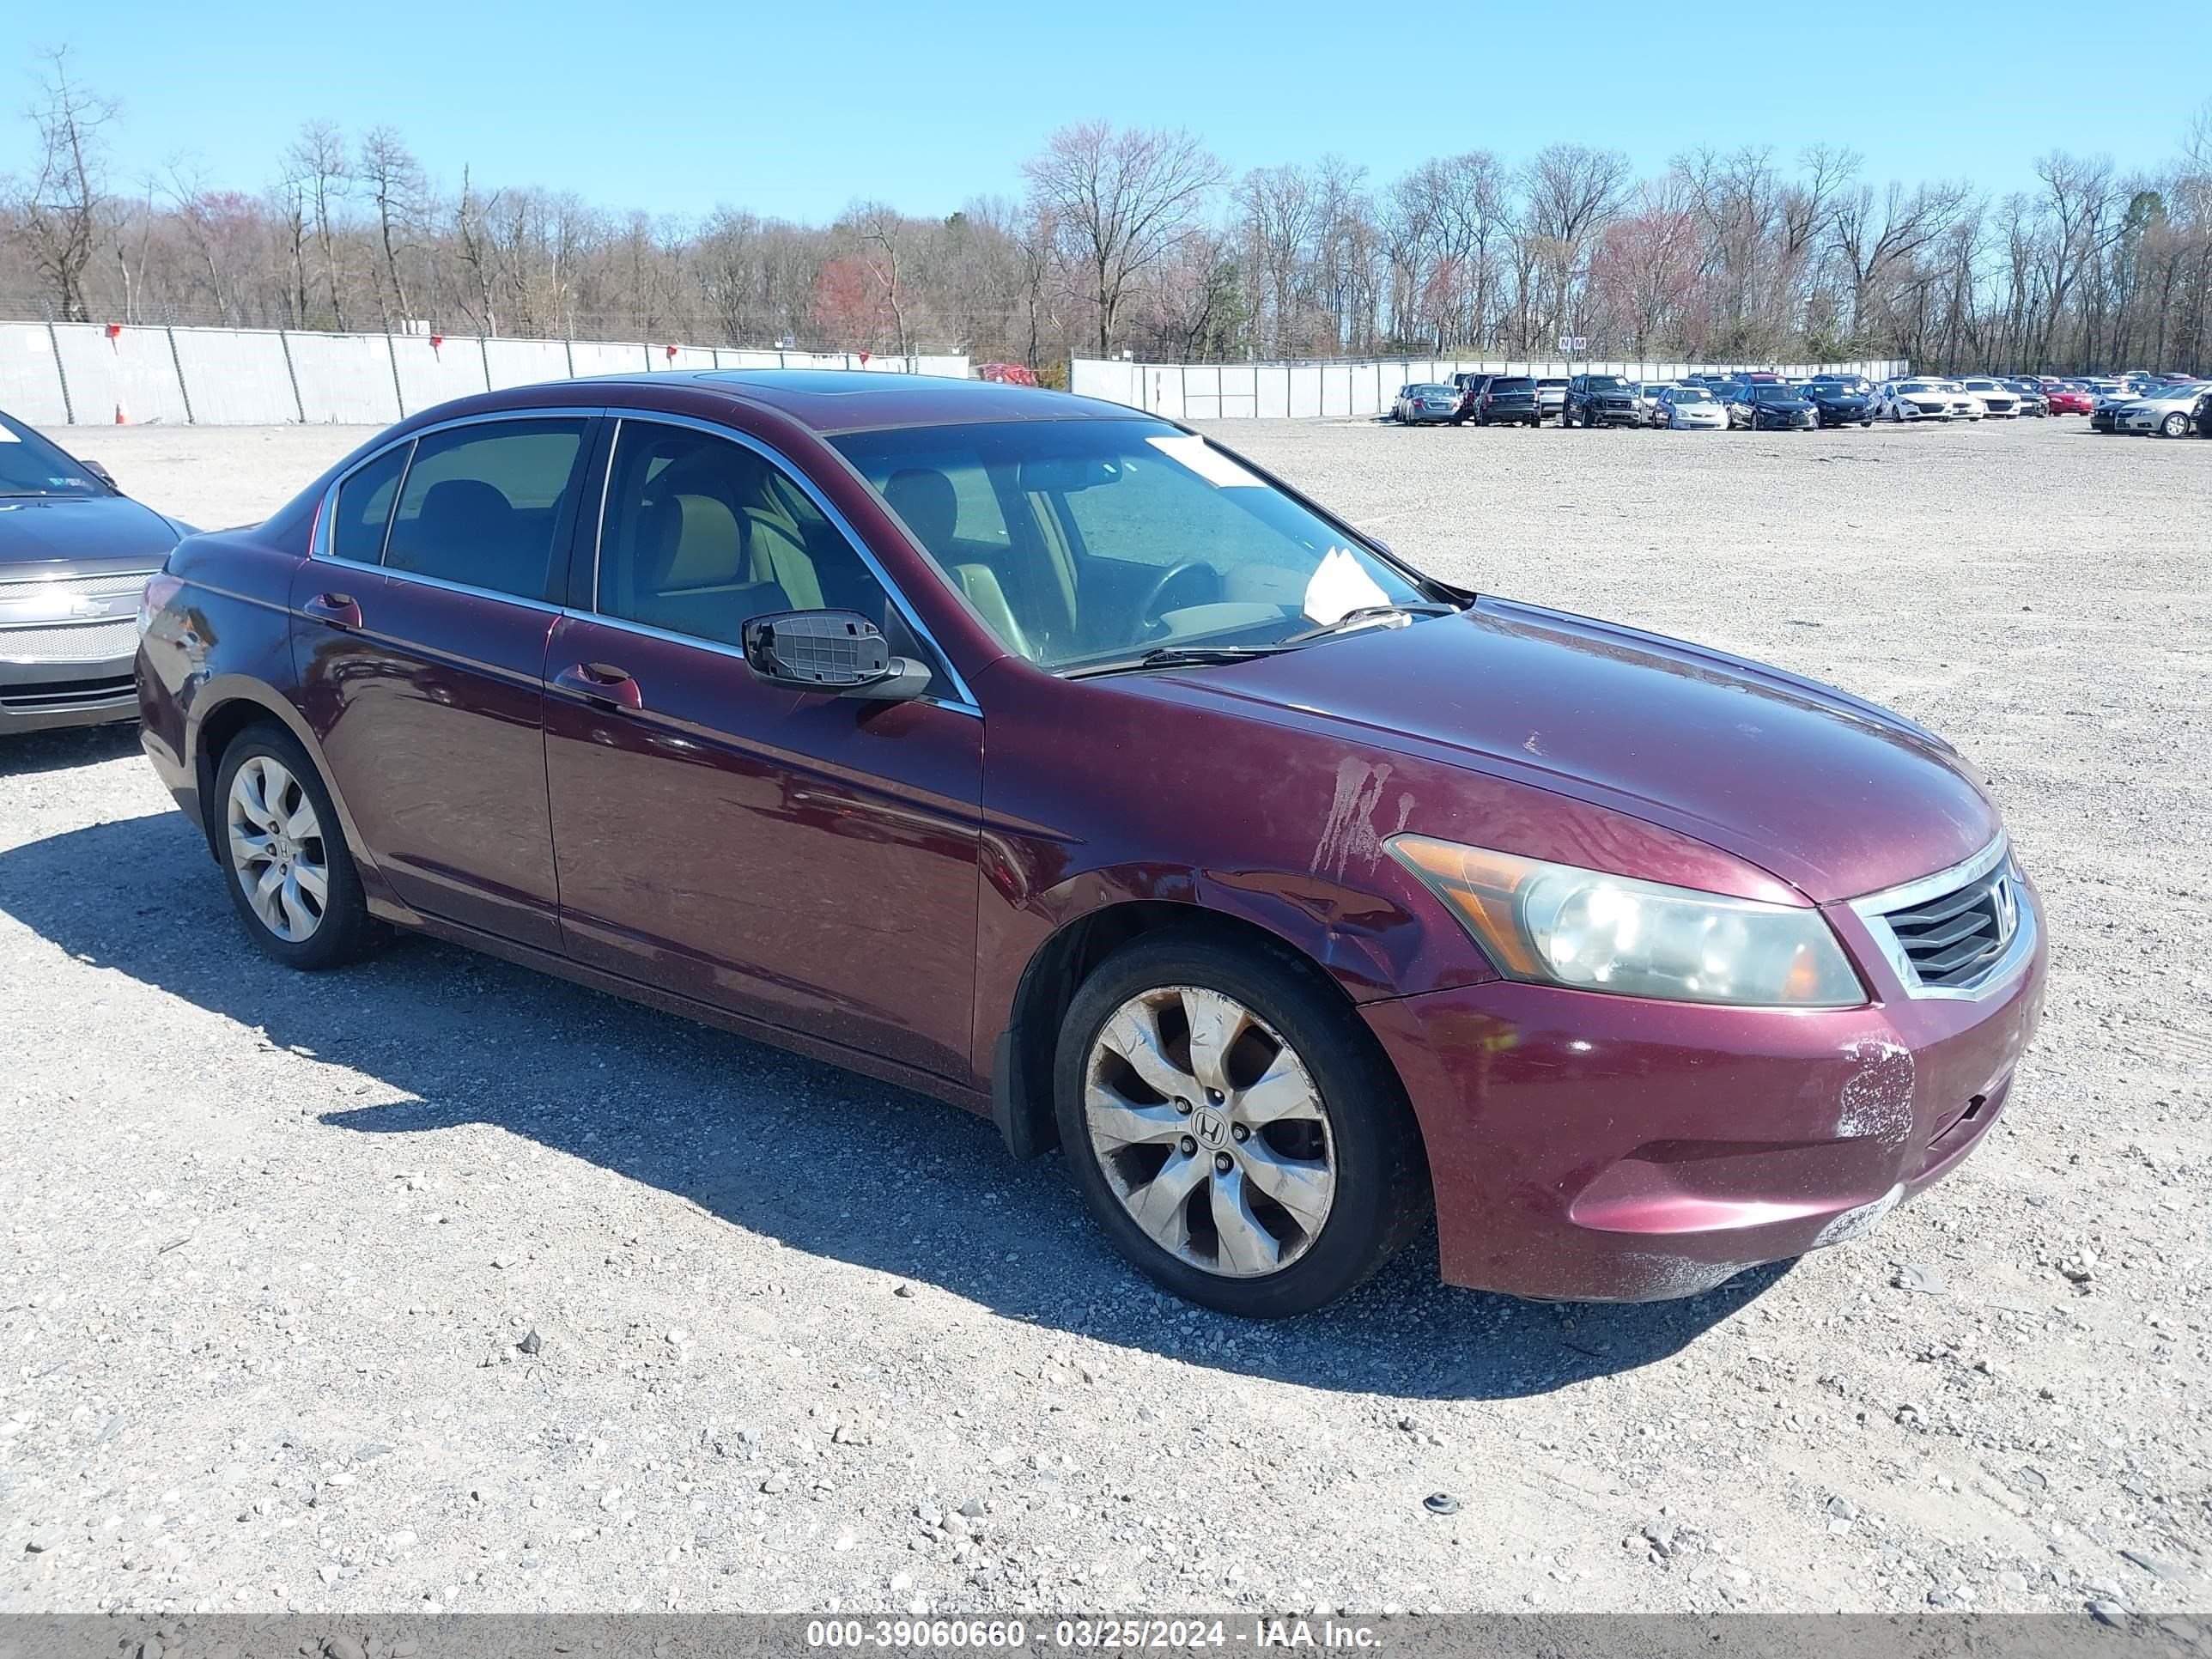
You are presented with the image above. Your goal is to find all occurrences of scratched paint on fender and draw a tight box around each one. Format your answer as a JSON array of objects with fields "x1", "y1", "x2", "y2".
[{"x1": 1310, "y1": 757, "x2": 1414, "y2": 880}]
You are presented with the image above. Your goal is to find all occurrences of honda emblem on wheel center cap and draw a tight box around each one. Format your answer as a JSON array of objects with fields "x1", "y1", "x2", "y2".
[{"x1": 1193, "y1": 1108, "x2": 1231, "y2": 1150}]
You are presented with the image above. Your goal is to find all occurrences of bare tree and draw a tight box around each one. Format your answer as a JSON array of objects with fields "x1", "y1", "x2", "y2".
[
  {"x1": 1024, "y1": 122, "x2": 1226, "y2": 357},
  {"x1": 8, "y1": 48, "x2": 116, "y2": 320},
  {"x1": 358, "y1": 125, "x2": 424, "y2": 326},
  {"x1": 844, "y1": 200, "x2": 914, "y2": 354},
  {"x1": 285, "y1": 119, "x2": 350, "y2": 328},
  {"x1": 1520, "y1": 143, "x2": 1631, "y2": 346}
]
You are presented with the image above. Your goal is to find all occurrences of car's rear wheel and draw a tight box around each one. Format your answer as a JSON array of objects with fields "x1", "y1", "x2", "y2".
[
  {"x1": 1054, "y1": 933, "x2": 1430, "y2": 1317},
  {"x1": 215, "y1": 724, "x2": 377, "y2": 970}
]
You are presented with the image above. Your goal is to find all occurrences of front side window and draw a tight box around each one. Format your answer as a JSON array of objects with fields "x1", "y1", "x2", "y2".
[
  {"x1": 594, "y1": 420, "x2": 893, "y2": 648},
  {"x1": 382, "y1": 418, "x2": 588, "y2": 600},
  {"x1": 833, "y1": 419, "x2": 1437, "y2": 672}
]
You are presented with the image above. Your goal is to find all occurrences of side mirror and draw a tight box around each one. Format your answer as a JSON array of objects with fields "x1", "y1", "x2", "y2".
[
  {"x1": 741, "y1": 609, "x2": 933, "y2": 702},
  {"x1": 83, "y1": 459, "x2": 118, "y2": 490}
]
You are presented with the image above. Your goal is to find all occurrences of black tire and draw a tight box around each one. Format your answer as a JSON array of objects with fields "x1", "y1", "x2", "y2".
[
  {"x1": 212, "y1": 721, "x2": 379, "y2": 970},
  {"x1": 1053, "y1": 930, "x2": 1431, "y2": 1318}
]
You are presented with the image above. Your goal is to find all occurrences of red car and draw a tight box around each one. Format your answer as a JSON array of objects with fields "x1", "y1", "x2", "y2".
[
  {"x1": 2045, "y1": 381, "x2": 2096, "y2": 416},
  {"x1": 136, "y1": 374, "x2": 2045, "y2": 1316}
]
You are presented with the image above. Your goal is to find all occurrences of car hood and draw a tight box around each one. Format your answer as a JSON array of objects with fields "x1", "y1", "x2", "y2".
[
  {"x1": 0, "y1": 494, "x2": 186, "y2": 573},
  {"x1": 1147, "y1": 599, "x2": 2000, "y2": 903}
]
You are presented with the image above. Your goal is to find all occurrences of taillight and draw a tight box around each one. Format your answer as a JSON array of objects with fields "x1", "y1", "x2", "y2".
[{"x1": 137, "y1": 571, "x2": 183, "y2": 639}]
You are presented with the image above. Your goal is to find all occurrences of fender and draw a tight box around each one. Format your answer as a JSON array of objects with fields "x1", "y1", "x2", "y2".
[{"x1": 179, "y1": 672, "x2": 413, "y2": 921}]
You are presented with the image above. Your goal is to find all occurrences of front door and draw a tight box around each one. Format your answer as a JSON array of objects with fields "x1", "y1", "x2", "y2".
[
  {"x1": 542, "y1": 416, "x2": 983, "y2": 1081},
  {"x1": 295, "y1": 415, "x2": 594, "y2": 951}
]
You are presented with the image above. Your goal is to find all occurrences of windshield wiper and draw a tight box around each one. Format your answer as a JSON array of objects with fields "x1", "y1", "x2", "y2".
[
  {"x1": 1062, "y1": 644, "x2": 1294, "y2": 679},
  {"x1": 1280, "y1": 602, "x2": 1455, "y2": 645}
]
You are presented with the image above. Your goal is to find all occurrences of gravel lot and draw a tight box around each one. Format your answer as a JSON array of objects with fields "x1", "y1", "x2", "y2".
[{"x1": 3, "y1": 414, "x2": 2208, "y2": 1626}]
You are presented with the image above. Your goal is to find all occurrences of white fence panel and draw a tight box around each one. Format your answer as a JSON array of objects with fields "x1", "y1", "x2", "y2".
[
  {"x1": 0, "y1": 323, "x2": 73, "y2": 424},
  {"x1": 1071, "y1": 359, "x2": 1136, "y2": 407},
  {"x1": 390, "y1": 336, "x2": 490, "y2": 416},
  {"x1": 53, "y1": 324, "x2": 191, "y2": 425},
  {"x1": 168, "y1": 329, "x2": 297, "y2": 423},
  {"x1": 1148, "y1": 364, "x2": 1186, "y2": 420},
  {"x1": 568, "y1": 340, "x2": 646, "y2": 379},
  {"x1": 483, "y1": 338, "x2": 573, "y2": 391},
  {"x1": 1256, "y1": 366, "x2": 1290, "y2": 420},
  {"x1": 652, "y1": 346, "x2": 719, "y2": 372},
  {"x1": 1288, "y1": 364, "x2": 1322, "y2": 418},
  {"x1": 1219, "y1": 365, "x2": 1258, "y2": 419},
  {"x1": 1182, "y1": 365, "x2": 1221, "y2": 421},
  {"x1": 286, "y1": 332, "x2": 400, "y2": 424}
]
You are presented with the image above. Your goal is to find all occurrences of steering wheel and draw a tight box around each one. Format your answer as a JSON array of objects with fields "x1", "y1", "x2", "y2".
[{"x1": 1135, "y1": 561, "x2": 1224, "y2": 631}]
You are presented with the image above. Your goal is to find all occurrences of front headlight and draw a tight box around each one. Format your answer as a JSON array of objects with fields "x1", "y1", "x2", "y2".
[{"x1": 1387, "y1": 835, "x2": 1865, "y2": 1007}]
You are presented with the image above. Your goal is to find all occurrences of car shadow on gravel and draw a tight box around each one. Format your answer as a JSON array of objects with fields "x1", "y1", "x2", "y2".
[
  {"x1": 0, "y1": 722, "x2": 143, "y2": 777},
  {"x1": 0, "y1": 808, "x2": 1787, "y2": 1401}
]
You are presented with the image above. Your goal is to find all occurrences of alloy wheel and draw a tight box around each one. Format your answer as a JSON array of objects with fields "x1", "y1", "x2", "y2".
[
  {"x1": 226, "y1": 754, "x2": 330, "y2": 942},
  {"x1": 1083, "y1": 985, "x2": 1336, "y2": 1279}
]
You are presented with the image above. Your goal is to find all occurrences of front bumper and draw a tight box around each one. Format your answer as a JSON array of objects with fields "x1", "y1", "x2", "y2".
[
  {"x1": 1364, "y1": 882, "x2": 2046, "y2": 1301},
  {"x1": 1, "y1": 628, "x2": 142, "y2": 733}
]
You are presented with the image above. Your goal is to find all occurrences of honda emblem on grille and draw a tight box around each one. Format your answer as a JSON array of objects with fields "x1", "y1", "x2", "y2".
[{"x1": 1992, "y1": 875, "x2": 2018, "y2": 943}]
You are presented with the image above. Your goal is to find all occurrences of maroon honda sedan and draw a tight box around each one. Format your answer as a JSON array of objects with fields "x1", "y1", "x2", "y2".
[{"x1": 136, "y1": 373, "x2": 2045, "y2": 1316}]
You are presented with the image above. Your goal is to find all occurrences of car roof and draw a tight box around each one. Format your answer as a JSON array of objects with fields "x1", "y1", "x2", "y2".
[{"x1": 563, "y1": 369, "x2": 1140, "y2": 434}]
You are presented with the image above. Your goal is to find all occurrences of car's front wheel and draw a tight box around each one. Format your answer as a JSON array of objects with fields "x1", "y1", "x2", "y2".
[
  {"x1": 1054, "y1": 933, "x2": 1431, "y2": 1317},
  {"x1": 2160, "y1": 412, "x2": 2190, "y2": 438},
  {"x1": 215, "y1": 724, "x2": 378, "y2": 969}
]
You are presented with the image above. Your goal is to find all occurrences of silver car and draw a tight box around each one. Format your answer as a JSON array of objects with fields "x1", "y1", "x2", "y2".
[
  {"x1": 0, "y1": 410, "x2": 191, "y2": 735},
  {"x1": 1391, "y1": 383, "x2": 1461, "y2": 425}
]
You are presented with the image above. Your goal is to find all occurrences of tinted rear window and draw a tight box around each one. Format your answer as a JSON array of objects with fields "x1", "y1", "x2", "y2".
[
  {"x1": 1486, "y1": 378, "x2": 1535, "y2": 392},
  {"x1": 331, "y1": 445, "x2": 407, "y2": 565},
  {"x1": 382, "y1": 419, "x2": 589, "y2": 600}
]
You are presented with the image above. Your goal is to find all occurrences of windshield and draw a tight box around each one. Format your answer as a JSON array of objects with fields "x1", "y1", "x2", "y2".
[
  {"x1": 1583, "y1": 376, "x2": 1628, "y2": 392},
  {"x1": 1751, "y1": 385, "x2": 1802, "y2": 403},
  {"x1": 1668, "y1": 387, "x2": 1716, "y2": 404},
  {"x1": 832, "y1": 419, "x2": 1439, "y2": 672},
  {"x1": 0, "y1": 415, "x2": 111, "y2": 499}
]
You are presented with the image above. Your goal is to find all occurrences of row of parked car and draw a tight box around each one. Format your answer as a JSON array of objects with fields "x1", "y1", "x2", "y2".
[{"x1": 1389, "y1": 368, "x2": 2211, "y2": 436}]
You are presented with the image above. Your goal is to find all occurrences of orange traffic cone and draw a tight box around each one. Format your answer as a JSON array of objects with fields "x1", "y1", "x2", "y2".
[{"x1": 113, "y1": 400, "x2": 129, "y2": 424}]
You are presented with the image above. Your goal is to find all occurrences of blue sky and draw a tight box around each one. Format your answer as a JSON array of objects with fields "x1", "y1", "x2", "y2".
[{"x1": 14, "y1": 2, "x2": 2203, "y2": 221}]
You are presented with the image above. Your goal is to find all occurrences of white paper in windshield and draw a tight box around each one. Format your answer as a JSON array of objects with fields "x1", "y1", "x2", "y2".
[
  {"x1": 1146, "y1": 434, "x2": 1262, "y2": 488},
  {"x1": 1302, "y1": 546, "x2": 1392, "y2": 625}
]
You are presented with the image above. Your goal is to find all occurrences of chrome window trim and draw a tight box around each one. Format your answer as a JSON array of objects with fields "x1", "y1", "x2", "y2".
[
  {"x1": 1846, "y1": 835, "x2": 2036, "y2": 1002},
  {"x1": 588, "y1": 411, "x2": 981, "y2": 716},
  {"x1": 376, "y1": 564, "x2": 564, "y2": 615},
  {"x1": 311, "y1": 406, "x2": 606, "y2": 565}
]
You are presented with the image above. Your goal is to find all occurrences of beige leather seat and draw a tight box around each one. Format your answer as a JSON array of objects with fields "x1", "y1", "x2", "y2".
[
  {"x1": 884, "y1": 467, "x2": 1034, "y2": 659},
  {"x1": 626, "y1": 489, "x2": 789, "y2": 646}
]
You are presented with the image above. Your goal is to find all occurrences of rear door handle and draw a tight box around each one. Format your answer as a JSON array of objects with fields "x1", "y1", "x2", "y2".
[
  {"x1": 553, "y1": 661, "x2": 643, "y2": 713},
  {"x1": 303, "y1": 592, "x2": 362, "y2": 629}
]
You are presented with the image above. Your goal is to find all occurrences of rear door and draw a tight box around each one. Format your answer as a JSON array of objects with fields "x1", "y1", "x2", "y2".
[{"x1": 295, "y1": 414, "x2": 595, "y2": 951}]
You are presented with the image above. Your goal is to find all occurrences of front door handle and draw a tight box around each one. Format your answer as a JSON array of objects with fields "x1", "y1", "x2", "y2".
[
  {"x1": 302, "y1": 592, "x2": 362, "y2": 629},
  {"x1": 553, "y1": 661, "x2": 643, "y2": 712}
]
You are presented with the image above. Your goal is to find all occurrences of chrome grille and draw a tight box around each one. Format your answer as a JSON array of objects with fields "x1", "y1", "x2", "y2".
[
  {"x1": 1871, "y1": 860, "x2": 2022, "y2": 992},
  {"x1": 0, "y1": 572, "x2": 155, "y2": 606},
  {"x1": 0, "y1": 617, "x2": 138, "y2": 663}
]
